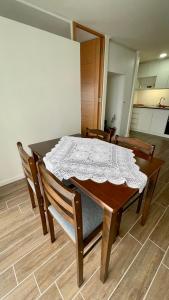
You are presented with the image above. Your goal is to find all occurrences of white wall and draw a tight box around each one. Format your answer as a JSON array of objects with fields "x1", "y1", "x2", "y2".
[
  {"x1": 106, "y1": 41, "x2": 137, "y2": 135},
  {"x1": 0, "y1": 16, "x2": 81, "y2": 186},
  {"x1": 105, "y1": 73, "x2": 125, "y2": 134}
]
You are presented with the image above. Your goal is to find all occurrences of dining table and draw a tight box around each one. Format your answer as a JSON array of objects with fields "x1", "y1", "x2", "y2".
[{"x1": 29, "y1": 134, "x2": 164, "y2": 283}]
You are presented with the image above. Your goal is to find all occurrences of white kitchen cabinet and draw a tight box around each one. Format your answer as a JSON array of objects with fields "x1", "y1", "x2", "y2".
[
  {"x1": 131, "y1": 107, "x2": 169, "y2": 137},
  {"x1": 130, "y1": 108, "x2": 153, "y2": 132},
  {"x1": 150, "y1": 109, "x2": 169, "y2": 135},
  {"x1": 138, "y1": 61, "x2": 159, "y2": 78},
  {"x1": 137, "y1": 108, "x2": 153, "y2": 132},
  {"x1": 137, "y1": 59, "x2": 169, "y2": 89},
  {"x1": 155, "y1": 60, "x2": 169, "y2": 88}
]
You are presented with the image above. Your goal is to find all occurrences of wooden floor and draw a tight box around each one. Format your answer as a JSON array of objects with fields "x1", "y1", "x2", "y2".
[{"x1": 0, "y1": 131, "x2": 169, "y2": 300}]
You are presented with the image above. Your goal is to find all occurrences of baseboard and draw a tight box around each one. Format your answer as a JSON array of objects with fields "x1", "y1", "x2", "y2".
[{"x1": 0, "y1": 174, "x2": 25, "y2": 187}]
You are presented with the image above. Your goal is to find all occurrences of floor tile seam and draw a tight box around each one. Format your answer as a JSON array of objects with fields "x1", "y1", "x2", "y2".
[
  {"x1": 111, "y1": 215, "x2": 142, "y2": 256},
  {"x1": 32, "y1": 240, "x2": 70, "y2": 284},
  {"x1": 107, "y1": 206, "x2": 168, "y2": 300},
  {"x1": 0, "y1": 273, "x2": 33, "y2": 300},
  {"x1": 12, "y1": 265, "x2": 19, "y2": 285},
  {"x1": 80, "y1": 291, "x2": 86, "y2": 300},
  {"x1": 35, "y1": 281, "x2": 58, "y2": 300},
  {"x1": 148, "y1": 238, "x2": 166, "y2": 253},
  {"x1": 142, "y1": 249, "x2": 167, "y2": 300},
  {"x1": 162, "y1": 262, "x2": 169, "y2": 270},
  {"x1": 55, "y1": 282, "x2": 64, "y2": 300},
  {"x1": 33, "y1": 273, "x2": 42, "y2": 296},
  {"x1": 6, "y1": 196, "x2": 29, "y2": 207},
  {"x1": 77, "y1": 266, "x2": 100, "y2": 299},
  {"x1": 0, "y1": 206, "x2": 21, "y2": 216},
  {"x1": 0, "y1": 225, "x2": 42, "y2": 257},
  {"x1": 2, "y1": 240, "x2": 71, "y2": 298},
  {"x1": 0, "y1": 234, "x2": 49, "y2": 276},
  {"x1": 128, "y1": 232, "x2": 142, "y2": 245},
  {"x1": 55, "y1": 243, "x2": 101, "y2": 298}
]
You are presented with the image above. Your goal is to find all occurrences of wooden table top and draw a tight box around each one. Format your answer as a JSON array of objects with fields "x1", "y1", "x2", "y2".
[{"x1": 29, "y1": 135, "x2": 164, "y2": 212}]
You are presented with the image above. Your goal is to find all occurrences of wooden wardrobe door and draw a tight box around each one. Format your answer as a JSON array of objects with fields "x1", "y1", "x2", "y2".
[{"x1": 80, "y1": 38, "x2": 101, "y2": 134}]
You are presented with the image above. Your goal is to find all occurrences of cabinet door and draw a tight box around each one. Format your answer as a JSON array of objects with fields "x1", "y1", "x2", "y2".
[
  {"x1": 155, "y1": 60, "x2": 169, "y2": 89},
  {"x1": 130, "y1": 108, "x2": 140, "y2": 130},
  {"x1": 137, "y1": 108, "x2": 153, "y2": 133},
  {"x1": 138, "y1": 61, "x2": 159, "y2": 78},
  {"x1": 150, "y1": 110, "x2": 169, "y2": 135}
]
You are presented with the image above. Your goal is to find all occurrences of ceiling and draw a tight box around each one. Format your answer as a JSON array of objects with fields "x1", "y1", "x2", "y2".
[
  {"x1": 1, "y1": 0, "x2": 169, "y2": 62},
  {"x1": 0, "y1": 0, "x2": 71, "y2": 38}
]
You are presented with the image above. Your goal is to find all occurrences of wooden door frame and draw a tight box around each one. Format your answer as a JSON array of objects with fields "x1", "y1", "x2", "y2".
[{"x1": 72, "y1": 22, "x2": 105, "y2": 129}]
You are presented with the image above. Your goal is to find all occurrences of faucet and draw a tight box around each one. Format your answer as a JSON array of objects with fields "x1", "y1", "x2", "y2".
[{"x1": 159, "y1": 97, "x2": 166, "y2": 107}]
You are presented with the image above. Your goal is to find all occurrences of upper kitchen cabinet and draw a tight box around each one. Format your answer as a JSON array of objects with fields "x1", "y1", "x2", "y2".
[{"x1": 137, "y1": 58, "x2": 169, "y2": 89}]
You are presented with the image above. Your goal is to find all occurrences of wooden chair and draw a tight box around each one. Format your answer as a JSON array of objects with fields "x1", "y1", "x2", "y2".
[
  {"x1": 112, "y1": 135, "x2": 155, "y2": 218},
  {"x1": 113, "y1": 135, "x2": 155, "y2": 160},
  {"x1": 86, "y1": 128, "x2": 111, "y2": 142},
  {"x1": 17, "y1": 142, "x2": 47, "y2": 235},
  {"x1": 37, "y1": 161, "x2": 103, "y2": 287}
]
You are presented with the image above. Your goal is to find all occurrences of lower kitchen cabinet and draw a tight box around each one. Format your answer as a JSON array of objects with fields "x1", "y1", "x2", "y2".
[
  {"x1": 131, "y1": 107, "x2": 169, "y2": 137},
  {"x1": 150, "y1": 109, "x2": 169, "y2": 135}
]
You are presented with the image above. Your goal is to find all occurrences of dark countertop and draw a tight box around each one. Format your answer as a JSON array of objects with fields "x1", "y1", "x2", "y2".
[{"x1": 133, "y1": 105, "x2": 169, "y2": 110}]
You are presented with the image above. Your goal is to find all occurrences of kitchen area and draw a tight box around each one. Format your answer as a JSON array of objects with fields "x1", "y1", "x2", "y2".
[{"x1": 130, "y1": 57, "x2": 169, "y2": 137}]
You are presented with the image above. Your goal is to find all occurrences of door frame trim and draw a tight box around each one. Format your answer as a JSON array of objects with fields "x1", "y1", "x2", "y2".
[
  {"x1": 72, "y1": 22, "x2": 104, "y2": 41},
  {"x1": 72, "y1": 22, "x2": 105, "y2": 130}
]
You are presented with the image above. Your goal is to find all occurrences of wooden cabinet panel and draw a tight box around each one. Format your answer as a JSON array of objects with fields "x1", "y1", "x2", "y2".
[{"x1": 80, "y1": 39, "x2": 101, "y2": 134}]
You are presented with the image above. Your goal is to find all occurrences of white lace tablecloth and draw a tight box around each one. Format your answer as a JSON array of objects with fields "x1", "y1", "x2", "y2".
[{"x1": 44, "y1": 136, "x2": 147, "y2": 193}]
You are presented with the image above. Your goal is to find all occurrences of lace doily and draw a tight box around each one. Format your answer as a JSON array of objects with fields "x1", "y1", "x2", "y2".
[{"x1": 44, "y1": 136, "x2": 147, "y2": 193}]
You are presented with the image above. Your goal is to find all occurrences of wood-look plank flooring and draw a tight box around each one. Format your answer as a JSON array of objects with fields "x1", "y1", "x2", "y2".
[{"x1": 0, "y1": 131, "x2": 169, "y2": 299}]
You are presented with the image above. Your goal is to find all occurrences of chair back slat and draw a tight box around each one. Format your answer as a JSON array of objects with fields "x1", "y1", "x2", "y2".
[
  {"x1": 38, "y1": 162, "x2": 81, "y2": 229},
  {"x1": 19, "y1": 148, "x2": 29, "y2": 164},
  {"x1": 23, "y1": 164, "x2": 33, "y2": 181},
  {"x1": 113, "y1": 135, "x2": 155, "y2": 160},
  {"x1": 17, "y1": 142, "x2": 34, "y2": 180},
  {"x1": 43, "y1": 180, "x2": 74, "y2": 214},
  {"x1": 21, "y1": 159, "x2": 32, "y2": 179},
  {"x1": 45, "y1": 187, "x2": 75, "y2": 225},
  {"x1": 86, "y1": 128, "x2": 111, "y2": 142},
  {"x1": 39, "y1": 164, "x2": 75, "y2": 202}
]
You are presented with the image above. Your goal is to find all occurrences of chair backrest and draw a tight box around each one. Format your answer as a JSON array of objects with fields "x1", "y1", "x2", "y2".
[
  {"x1": 86, "y1": 128, "x2": 111, "y2": 142},
  {"x1": 17, "y1": 142, "x2": 40, "y2": 194},
  {"x1": 113, "y1": 135, "x2": 155, "y2": 160},
  {"x1": 37, "y1": 161, "x2": 83, "y2": 241}
]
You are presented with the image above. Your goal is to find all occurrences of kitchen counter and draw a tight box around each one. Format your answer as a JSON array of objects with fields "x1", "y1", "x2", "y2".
[{"x1": 133, "y1": 105, "x2": 169, "y2": 110}]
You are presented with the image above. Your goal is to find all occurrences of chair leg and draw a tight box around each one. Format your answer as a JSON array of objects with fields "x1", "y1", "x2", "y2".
[
  {"x1": 76, "y1": 248, "x2": 84, "y2": 287},
  {"x1": 37, "y1": 196, "x2": 48, "y2": 235},
  {"x1": 47, "y1": 210, "x2": 55, "y2": 243},
  {"x1": 27, "y1": 181, "x2": 36, "y2": 209},
  {"x1": 136, "y1": 193, "x2": 144, "y2": 214},
  {"x1": 116, "y1": 208, "x2": 123, "y2": 236}
]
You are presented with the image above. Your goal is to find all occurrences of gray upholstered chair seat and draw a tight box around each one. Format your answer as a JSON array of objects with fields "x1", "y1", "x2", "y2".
[{"x1": 48, "y1": 189, "x2": 103, "y2": 242}]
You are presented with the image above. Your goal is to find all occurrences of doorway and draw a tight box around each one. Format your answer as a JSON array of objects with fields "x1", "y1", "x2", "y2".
[
  {"x1": 73, "y1": 22, "x2": 105, "y2": 134},
  {"x1": 105, "y1": 72, "x2": 125, "y2": 134}
]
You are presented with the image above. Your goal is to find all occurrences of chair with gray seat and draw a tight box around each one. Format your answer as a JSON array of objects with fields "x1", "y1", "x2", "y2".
[
  {"x1": 38, "y1": 161, "x2": 103, "y2": 287},
  {"x1": 17, "y1": 142, "x2": 47, "y2": 235}
]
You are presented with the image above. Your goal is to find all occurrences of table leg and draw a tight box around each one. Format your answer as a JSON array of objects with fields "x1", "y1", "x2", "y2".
[
  {"x1": 100, "y1": 208, "x2": 119, "y2": 283},
  {"x1": 141, "y1": 169, "x2": 160, "y2": 225}
]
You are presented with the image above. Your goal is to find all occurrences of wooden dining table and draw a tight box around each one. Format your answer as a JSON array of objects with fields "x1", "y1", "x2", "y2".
[{"x1": 29, "y1": 135, "x2": 164, "y2": 283}]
